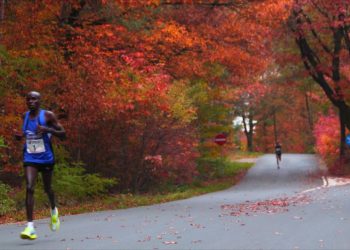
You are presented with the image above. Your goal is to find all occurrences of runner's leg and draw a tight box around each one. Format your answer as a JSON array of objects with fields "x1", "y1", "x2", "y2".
[
  {"x1": 42, "y1": 167, "x2": 60, "y2": 231},
  {"x1": 41, "y1": 167, "x2": 55, "y2": 210},
  {"x1": 24, "y1": 166, "x2": 38, "y2": 222}
]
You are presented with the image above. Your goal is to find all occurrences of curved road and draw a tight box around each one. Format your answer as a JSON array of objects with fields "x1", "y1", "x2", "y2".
[{"x1": 1, "y1": 154, "x2": 350, "y2": 250}]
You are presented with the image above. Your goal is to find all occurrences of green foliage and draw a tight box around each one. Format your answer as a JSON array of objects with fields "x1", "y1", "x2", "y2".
[
  {"x1": 121, "y1": 18, "x2": 148, "y2": 31},
  {"x1": 119, "y1": 9, "x2": 156, "y2": 32},
  {"x1": 0, "y1": 46, "x2": 43, "y2": 95},
  {"x1": 0, "y1": 137, "x2": 6, "y2": 148},
  {"x1": 0, "y1": 136, "x2": 6, "y2": 171},
  {"x1": 189, "y1": 80, "x2": 209, "y2": 106},
  {"x1": 204, "y1": 62, "x2": 230, "y2": 80},
  {"x1": 189, "y1": 79, "x2": 232, "y2": 160},
  {"x1": 127, "y1": 71, "x2": 140, "y2": 83},
  {"x1": 189, "y1": 79, "x2": 231, "y2": 132},
  {"x1": 15, "y1": 146, "x2": 117, "y2": 208},
  {"x1": 196, "y1": 157, "x2": 251, "y2": 179},
  {"x1": 52, "y1": 162, "x2": 117, "y2": 205},
  {"x1": 99, "y1": 1, "x2": 123, "y2": 23},
  {"x1": 168, "y1": 80, "x2": 197, "y2": 124},
  {"x1": 52, "y1": 146, "x2": 117, "y2": 204},
  {"x1": 0, "y1": 182, "x2": 15, "y2": 215}
]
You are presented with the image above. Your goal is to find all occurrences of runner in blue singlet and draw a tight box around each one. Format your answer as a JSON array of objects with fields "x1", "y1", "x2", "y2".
[{"x1": 14, "y1": 91, "x2": 66, "y2": 240}]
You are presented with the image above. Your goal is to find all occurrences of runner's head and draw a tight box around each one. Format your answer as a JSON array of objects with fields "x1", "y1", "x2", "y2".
[{"x1": 26, "y1": 91, "x2": 41, "y2": 111}]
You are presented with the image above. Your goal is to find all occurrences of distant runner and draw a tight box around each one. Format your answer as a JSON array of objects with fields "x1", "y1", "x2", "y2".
[
  {"x1": 14, "y1": 91, "x2": 66, "y2": 240},
  {"x1": 275, "y1": 141, "x2": 282, "y2": 169}
]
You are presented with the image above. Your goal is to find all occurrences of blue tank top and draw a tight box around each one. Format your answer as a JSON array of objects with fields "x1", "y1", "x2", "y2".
[{"x1": 22, "y1": 109, "x2": 54, "y2": 164}]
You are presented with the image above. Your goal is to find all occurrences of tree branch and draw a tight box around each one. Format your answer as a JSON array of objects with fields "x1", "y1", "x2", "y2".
[
  {"x1": 300, "y1": 9, "x2": 332, "y2": 55},
  {"x1": 295, "y1": 31, "x2": 338, "y2": 106},
  {"x1": 310, "y1": 0, "x2": 330, "y2": 19},
  {"x1": 343, "y1": 25, "x2": 350, "y2": 55},
  {"x1": 332, "y1": 27, "x2": 342, "y2": 82}
]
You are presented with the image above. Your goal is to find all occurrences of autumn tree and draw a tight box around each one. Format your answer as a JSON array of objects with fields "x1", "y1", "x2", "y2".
[
  {"x1": 291, "y1": 0, "x2": 350, "y2": 156},
  {"x1": 0, "y1": 0, "x2": 303, "y2": 192},
  {"x1": 233, "y1": 82, "x2": 269, "y2": 152}
]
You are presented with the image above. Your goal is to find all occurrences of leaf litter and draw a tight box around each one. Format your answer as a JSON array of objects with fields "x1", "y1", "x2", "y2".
[
  {"x1": 163, "y1": 241, "x2": 177, "y2": 245},
  {"x1": 221, "y1": 194, "x2": 311, "y2": 217}
]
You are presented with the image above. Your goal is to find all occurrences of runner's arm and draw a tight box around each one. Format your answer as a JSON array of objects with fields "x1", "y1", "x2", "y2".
[{"x1": 37, "y1": 111, "x2": 66, "y2": 140}]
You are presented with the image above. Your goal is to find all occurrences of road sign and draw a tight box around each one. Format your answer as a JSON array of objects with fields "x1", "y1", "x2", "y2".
[
  {"x1": 214, "y1": 133, "x2": 227, "y2": 146},
  {"x1": 346, "y1": 134, "x2": 350, "y2": 146}
]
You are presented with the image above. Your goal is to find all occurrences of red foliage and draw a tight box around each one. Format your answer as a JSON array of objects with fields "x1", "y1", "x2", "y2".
[
  {"x1": 0, "y1": 0, "x2": 323, "y2": 191},
  {"x1": 313, "y1": 111, "x2": 342, "y2": 174}
]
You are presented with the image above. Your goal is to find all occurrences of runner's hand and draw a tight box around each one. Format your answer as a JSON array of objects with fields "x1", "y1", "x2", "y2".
[{"x1": 37, "y1": 125, "x2": 52, "y2": 134}]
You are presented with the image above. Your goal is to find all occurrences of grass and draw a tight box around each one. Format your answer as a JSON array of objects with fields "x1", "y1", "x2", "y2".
[
  {"x1": 229, "y1": 151, "x2": 263, "y2": 160},
  {"x1": 0, "y1": 161, "x2": 254, "y2": 224}
]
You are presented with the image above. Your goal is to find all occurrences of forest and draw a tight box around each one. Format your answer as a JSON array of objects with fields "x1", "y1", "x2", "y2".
[{"x1": 0, "y1": 0, "x2": 349, "y2": 218}]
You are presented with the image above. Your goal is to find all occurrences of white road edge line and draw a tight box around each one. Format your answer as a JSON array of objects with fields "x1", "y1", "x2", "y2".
[{"x1": 301, "y1": 175, "x2": 350, "y2": 194}]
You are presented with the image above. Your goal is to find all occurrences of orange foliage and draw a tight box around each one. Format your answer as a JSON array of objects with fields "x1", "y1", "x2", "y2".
[{"x1": 0, "y1": 0, "x2": 301, "y2": 190}]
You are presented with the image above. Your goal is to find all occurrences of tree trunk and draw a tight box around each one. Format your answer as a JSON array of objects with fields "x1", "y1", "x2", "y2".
[
  {"x1": 340, "y1": 103, "x2": 350, "y2": 131},
  {"x1": 273, "y1": 111, "x2": 278, "y2": 144},
  {"x1": 118, "y1": 122, "x2": 131, "y2": 191},
  {"x1": 242, "y1": 113, "x2": 254, "y2": 152},
  {"x1": 0, "y1": 0, "x2": 4, "y2": 21},
  {"x1": 0, "y1": 0, "x2": 3, "y2": 68},
  {"x1": 262, "y1": 120, "x2": 269, "y2": 152},
  {"x1": 340, "y1": 107, "x2": 346, "y2": 157},
  {"x1": 305, "y1": 92, "x2": 313, "y2": 131},
  {"x1": 246, "y1": 131, "x2": 253, "y2": 152}
]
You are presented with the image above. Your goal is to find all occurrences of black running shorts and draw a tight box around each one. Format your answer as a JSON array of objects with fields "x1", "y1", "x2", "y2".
[{"x1": 23, "y1": 162, "x2": 54, "y2": 172}]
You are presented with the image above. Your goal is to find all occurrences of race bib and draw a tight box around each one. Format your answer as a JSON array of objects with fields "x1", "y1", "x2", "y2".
[{"x1": 26, "y1": 134, "x2": 46, "y2": 154}]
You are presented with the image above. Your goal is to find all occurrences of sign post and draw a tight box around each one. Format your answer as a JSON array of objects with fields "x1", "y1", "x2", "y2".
[{"x1": 214, "y1": 133, "x2": 227, "y2": 176}]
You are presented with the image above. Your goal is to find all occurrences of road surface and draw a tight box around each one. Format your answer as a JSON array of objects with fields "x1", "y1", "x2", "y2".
[{"x1": 1, "y1": 154, "x2": 350, "y2": 250}]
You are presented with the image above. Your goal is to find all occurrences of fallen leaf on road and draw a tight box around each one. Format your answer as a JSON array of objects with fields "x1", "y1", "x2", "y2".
[
  {"x1": 192, "y1": 240, "x2": 202, "y2": 243},
  {"x1": 221, "y1": 194, "x2": 311, "y2": 217},
  {"x1": 163, "y1": 241, "x2": 177, "y2": 245},
  {"x1": 293, "y1": 216, "x2": 303, "y2": 220},
  {"x1": 138, "y1": 236, "x2": 151, "y2": 242},
  {"x1": 190, "y1": 223, "x2": 205, "y2": 229}
]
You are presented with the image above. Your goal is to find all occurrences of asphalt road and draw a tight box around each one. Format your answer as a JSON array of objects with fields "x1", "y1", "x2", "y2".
[{"x1": 1, "y1": 154, "x2": 350, "y2": 250}]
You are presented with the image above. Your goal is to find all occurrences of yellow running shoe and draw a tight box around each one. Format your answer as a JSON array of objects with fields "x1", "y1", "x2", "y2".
[
  {"x1": 50, "y1": 207, "x2": 60, "y2": 231},
  {"x1": 20, "y1": 226, "x2": 37, "y2": 240}
]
